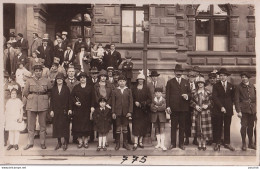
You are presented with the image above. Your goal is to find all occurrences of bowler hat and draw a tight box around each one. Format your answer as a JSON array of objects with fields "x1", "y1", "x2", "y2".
[
  {"x1": 118, "y1": 74, "x2": 127, "y2": 81},
  {"x1": 76, "y1": 72, "x2": 88, "y2": 81},
  {"x1": 217, "y1": 68, "x2": 230, "y2": 76},
  {"x1": 149, "y1": 70, "x2": 160, "y2": 77},
  {"x1": 98, "y1": 69, "x2": 108, "y2": 77},
  {"x1": 174, "y1": 64, "x2": 184, "y2": 71},
  {"x1": 240, "y1": 72, "x2": 251, "y2": 79},
  {"x1": 33, "y1": 64, "x2": 43, "y2": 71},
  {"x1": 90, "y1": 67, "x2": 99, "y2": 74},
  {"x1": 9, "y1": 32, "x2": 16, "y2": 37},
  {"x1": 104, "y1": 44, "x2": 110, "y2": 49},
  {"x1": 17, "y1": 33, "x2": 23, "y2": 38},
  {"x1": 98, "y1": 97, "x2": 107, "y2": 103},
  {"x1": 55, "y1": 72, "x2": 65, "y2": 80},
  {"x1": 154, "y1": 87, "x2": 163, "y2": 93}
]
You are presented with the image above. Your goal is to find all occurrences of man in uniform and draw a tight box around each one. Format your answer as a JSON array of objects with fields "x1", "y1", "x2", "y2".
[{"x1": 23, "y1": 64, "x2": 52, "y2": 150}]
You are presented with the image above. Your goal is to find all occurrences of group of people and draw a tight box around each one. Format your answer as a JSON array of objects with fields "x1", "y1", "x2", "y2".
[{"x1": 3, "y1": 31, "x2": 257, "y2": 153}]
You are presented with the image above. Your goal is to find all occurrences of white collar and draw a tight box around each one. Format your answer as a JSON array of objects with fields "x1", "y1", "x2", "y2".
[
  {"x1": 154, "y1": 96, "x2": 163, "y2": 102},
  {"x1": 117, "y1": 86, "x2": 128, "y2": 90},
  {"x1": 100, "y1": 107, "x2": 105, "y2": 111}
]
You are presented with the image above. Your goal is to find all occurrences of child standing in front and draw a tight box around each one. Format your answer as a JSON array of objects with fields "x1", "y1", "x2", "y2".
[
  {"x1": 150, "y1": 87, "x2": 167, "y2": 151},
  {"x1": 93, "y1": 98, "x2": 112, "y2": 151},
  {"x1": 5, "y1": 89, "x2": 24, "y2": 150},
  {"x1": 112, "y1": 75, "x2": 133, "y2": 150}
]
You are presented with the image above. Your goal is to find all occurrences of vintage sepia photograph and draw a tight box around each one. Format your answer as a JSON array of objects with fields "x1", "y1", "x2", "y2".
[{"x1": 0, "y1": 0, "x2": 259, "y2": 166}]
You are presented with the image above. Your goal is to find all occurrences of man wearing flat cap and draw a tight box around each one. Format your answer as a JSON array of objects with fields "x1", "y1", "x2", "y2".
[
  {"x1": 212, "y1": 68, "x2": 235, "y2": 151},
  {"x1": 234, "y1": 72, "x2": 256, "y2": 151},
  {"x1": 166, "y1": 64, "x2": 191, "y2": 150},
  {"x1": 16, "y1": 33, "x2": 29, "y2": 57},
  {"x1": 23, "y1": 64, "x2": 52, "y2": 150},
  {"x1": 30, "y1": 33, "x2": 42, "y2": 57}
]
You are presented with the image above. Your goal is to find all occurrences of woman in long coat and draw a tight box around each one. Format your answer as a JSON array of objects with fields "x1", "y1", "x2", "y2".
[
  {"x1": 50, "y1": 73, "x2": 72, "y2": 151},
  {"x1": 131, "y1": 73, "x2": 152, "y2": 150},
  {"x1": 190, "y1": 77, "x2": 212, "y2": 151},
  {"x1": 71, "y1": 72, "x2": 95, "y2": 148}
]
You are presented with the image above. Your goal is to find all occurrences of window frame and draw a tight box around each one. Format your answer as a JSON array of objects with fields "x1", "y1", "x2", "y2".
[
  {"x1": 195, "y1": 4, "x2": 230, "y2": 51},
  {"x1": 70, "y1": 12, "x2": 92, "y2": 39},
  {"x1": 121, "y1": 6, "x2": 144, "y2": 44}
]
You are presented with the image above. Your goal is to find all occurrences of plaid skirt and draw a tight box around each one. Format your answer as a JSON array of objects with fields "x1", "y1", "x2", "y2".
[{"x1": 191, "y1": 109, "x2": 212, "y2": 139}]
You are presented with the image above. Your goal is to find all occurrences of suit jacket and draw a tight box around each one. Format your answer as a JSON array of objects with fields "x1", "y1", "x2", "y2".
[
  {"x1": 112, "y1": 87, "x2": 133, "y2": 116},
  {"x1": 30, "y1": 38, "x2": 42, "y2": 56},
  {"x1": 147, "y1": 77, "x2": 166, "y2": 98},
  {"x1": 212, "y1": 81, "x2": 234, "y2": 116},
  {"x1": 103, "y1": 50, "x2": 122, "y2": 70},
  {"x1": 65, "y1": 77, "x2": 80, "y2": 93},
  {"x1": 54, "y1": 44, "x2": 66, "y2": 64},
  {"x1": 74, "y1": 51, "x2": 91, "y2": 76},
  {"x1": 234, "y1": 82, "x2": 256, "y2": 114},
  {"x1": 16, "y1": 38, "x2": 29, "y2": 57},
  {"x1": 63, "y1": 49, "x2": 75, "y2": 67},
  {"x1": 37, "y1": 45, "x2": 54, "y2": 68},
  {"x1": 122, "y1": 61, "x2": 133, "y2": 78},
  {"x1": 13, "y1": 53, "x2": 28, "y2": 73},
  {"x1": 166, "y1": 77, "x2": 191, "y2": 112}
]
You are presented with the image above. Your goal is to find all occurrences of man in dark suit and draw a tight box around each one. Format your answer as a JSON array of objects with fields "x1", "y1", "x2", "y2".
[
  {"x1": 73, "y1": 35, "x2": 86, "y2": 54},
  {"x1": 16, "y1": 33, "x2": 29, "y2": 57},
  {"x1": 13, "y1": 47, "x2": 28, "y2": 73},
  {"x1": 85, "y1": 36, "x2": 93, "y2": 53},
  {"x1": 62, "y1": 31, "x2": 70, "y2": 48},
  {"x1": 166, "y1": 64, "x2": 191, "y2": 150},
  {"x1": 234, "y1": 72, "x2": 256, "y2": 151},
  {"x1": 212, "y1": 68, "x2": 235, "y2": 151},
  {"x1": 54, "y1": 38, "x2": 66, "y2": 65},
  {"x1": 43, "y1": 33, "x2": 54, "y2": 50},
  {"x1": 103, "y1": 44, "x2": 122, "y2": 70},
  {"x1": 36, "y1": 39, "x2": 54, "y2": 69}
]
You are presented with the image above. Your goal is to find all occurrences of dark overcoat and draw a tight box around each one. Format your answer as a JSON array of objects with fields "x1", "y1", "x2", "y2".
[{"x1": 93, "y1": 107, "x2": 112, "y2": 134}]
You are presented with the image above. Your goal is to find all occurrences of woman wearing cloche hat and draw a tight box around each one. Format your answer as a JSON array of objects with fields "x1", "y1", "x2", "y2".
[{"x1": 131, "y1": 73, "x2": 152, "y2": 150}]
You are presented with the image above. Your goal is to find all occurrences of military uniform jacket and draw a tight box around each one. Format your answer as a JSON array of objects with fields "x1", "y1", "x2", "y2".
[
  {"x1": 122, "y1": 61, "x2": 133, "y2": 78},
  {"x1": 234, "y1": 82, "x2": 256, "y2": 114},
  {"x1": 23, "y1": 76, "x2": 52, "y2": 112}
]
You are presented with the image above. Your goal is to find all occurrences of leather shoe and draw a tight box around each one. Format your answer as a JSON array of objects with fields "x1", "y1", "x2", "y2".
[
  {"x1": 24, "y1": 144, "x2": 33, "y2": 150},
  {"x1": 168, "y1": 144, "x2": 176, "y2": 150},
  {"x1": 138, "y1": 142, "x2": 144, "y2": 149},
  {"x1": 248, "y1": 144, "x2": 256, "y2": 150},
  {"x1": 224, "y1": 144, "x2": 235, "y2": 151},
  {"x1": 78, "y1": 143, "x2": 83, "y2": 149},
  {"x1": 55, "y1": 143, "x2": 62, "y2": 150},
  {"x1": 184, "y1": 138, "x2": 189, "y2": 145},
  {"x1": 7, "y1": 145, "x2": 13, "y2": 150},
  {"x1": 179, "y1": 145, "x2": 185, "y2": 150},
  {"x1": 242, "y1": 143, "x2": 247, "y2": 151},
  {"x1": 41, "y1": 144, "x2": 47, "y2": 149},
  {"x1": 14, "y1": 144, "x2": 19, "y2": 150},
  {"x1": 63, "y1": 143, "x2": 68, "y2": 151},
  {"x1": 132, "y1": 144, "x2": 138, "y2": 151},
  {"x1": 193, "y1": 139, "x2": 198, "y2": 145}
]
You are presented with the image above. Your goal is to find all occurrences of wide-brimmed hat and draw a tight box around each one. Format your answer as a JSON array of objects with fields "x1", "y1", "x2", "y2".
[
  {"x1": 217, "y1": 68, "x2": 230, "y2": 76},
  {"x1": 174, "y1": 64, "x2": 184, "y2": 71},
  {"x1": 240, "y1": 72, "x2": 251, "y2": 79},
  {"x1": 55, "y1": 72, "x2": 65, "y2": 80},
  {"x1": 149, "y1": 70, "x2": 160, "y2": 77},
  {"x1": 118, "y1": 74, "x2": 127, "y2": 81},
  {"x1": 76, "y1": 72, "x2": 88, "y2": 81},
  {"x1": 90, "y1": 67, "x2": 99, "y2": 74},
  {"x1": 33, "y1": 64, "x2": 43, "y2": 71},
  {"x1": 195, "y1": 76, "x2": 206, "y2": 84},
  {"x1": 98, "y1": 69, "x2": 108, "y2": 77},
  {"x1": 136, "y1": 73, "x2": 145, "y2": 81}
]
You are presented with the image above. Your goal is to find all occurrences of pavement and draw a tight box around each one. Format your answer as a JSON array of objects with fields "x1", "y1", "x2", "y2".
[{"x1": 1, "y1": 111, "x2": 258, "y2": 165}]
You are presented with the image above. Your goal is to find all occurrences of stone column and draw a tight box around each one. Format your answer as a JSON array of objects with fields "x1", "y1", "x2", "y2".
[{"x1": 15, "y1": 4, "x2": 27, "y2": 38}]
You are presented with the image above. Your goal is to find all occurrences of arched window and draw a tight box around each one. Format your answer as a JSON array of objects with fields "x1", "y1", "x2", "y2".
[
  {"x1": 70, "y1": 12, "x2": 92, "y2": 39},
  {"x1": 195, "y1": 4, "x2": 229, "y2": 51}
]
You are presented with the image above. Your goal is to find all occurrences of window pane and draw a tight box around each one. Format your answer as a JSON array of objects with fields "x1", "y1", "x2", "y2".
[
  {"x1": 214, "y1": 19, "x2": 227, "y2": 35},
  {"x1": 196, "y1": 36, "x2": 208, "y2": 51},
  {"x1": 84, "y1": 26, "x2": 91, "y2": 37},
  {"x1": 196, "y1": 19, "x2": 210, "y2": 34},
  {"x1": 71, "y1": 13, "x2": 82, "y2": 22},
  {"x1": 197, "y1": 4, "x2": 210, "y2": 14},
  {"x1": 213, "y1": 36, "x2": 228, "y2": 51},
  {"x1": 122, "y1": 27, "x2": 133, "y2": 43},
  {"x1": 136, "y1": 27, "x2": 144, "y2": 43},
  {"x1": 70, "y1": 26, "x2": 81, "y2": 39},
  {"x1": 136, "y1": 10, "x2": 144, "y2": 27},
  {"x1": 84, "y1": 13, "x2": 91, "y2": 21},
  {"x1": 214, "y1": 4, "x2": 228, "y2": 15},
  {"x1": 122, "y1": 10, "x2": 134, "y2": 26}
]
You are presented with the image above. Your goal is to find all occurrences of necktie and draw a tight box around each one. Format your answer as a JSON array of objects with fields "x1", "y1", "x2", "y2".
[
  {"x1": 65, "y1": 50, "x2": 70, "y2": 61},
  {"x1": 223, "y1": 82, "x2": 226, "y2": 92},
  {"x1": 178, "y1": 78, "x2": 181, "y2": 84}
]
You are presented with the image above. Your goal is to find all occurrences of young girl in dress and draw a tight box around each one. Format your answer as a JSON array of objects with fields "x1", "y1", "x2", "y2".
[
  {"x1": 93, "y1": 98, "x2": 112, "y2": 151},
  {"x1": 97, "y1": 43, "x2": 104, "y2": 61},
  {"x1": 150, "y1": 88, "x2": 167, "y2": 151},
  {"x1": 5, "y1": 89, "x2": 24, "y2": 150},
  {"x1": 15, "y1": 61, "x2": 32, "y2": 89}
]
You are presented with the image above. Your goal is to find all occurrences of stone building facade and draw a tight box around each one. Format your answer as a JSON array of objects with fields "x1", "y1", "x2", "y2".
[{"x1": 3, "y1": 3, "x2": 256, "y2": 83}]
